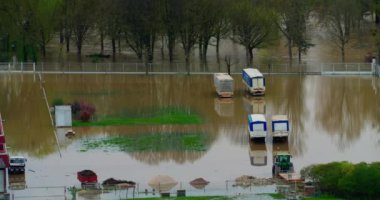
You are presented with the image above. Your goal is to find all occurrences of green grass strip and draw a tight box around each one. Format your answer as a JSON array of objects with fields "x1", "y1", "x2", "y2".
[
  {"x1": 300, "y1": 195, "x2": 344, "y2": 200},
  {"x1": 81, "y1": 133, "x2": 209, "y2": 152},
  {"x1": 121, "y1": 197, "x2": 232, "y2": 200},
  {"x1": 73, "y1": 112, "x2": 202, "y2": 127},
  {"x1": 257, "y1": 193, "x2": 285, "y2": 199}
]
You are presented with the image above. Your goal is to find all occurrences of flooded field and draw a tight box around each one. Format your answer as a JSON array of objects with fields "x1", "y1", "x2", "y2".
[{"x1": 0, "y1": 73, "x2": 380, "y2": 199}]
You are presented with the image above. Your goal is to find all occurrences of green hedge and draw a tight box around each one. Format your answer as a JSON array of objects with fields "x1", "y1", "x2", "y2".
[{"x1": 302, "y1": 162, "x2": 380, "y2": 199}]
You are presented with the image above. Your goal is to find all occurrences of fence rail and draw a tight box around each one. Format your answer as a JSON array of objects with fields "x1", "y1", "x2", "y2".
[{"x1": 0, "y1": 62, "x2": 376, "y2": 75}]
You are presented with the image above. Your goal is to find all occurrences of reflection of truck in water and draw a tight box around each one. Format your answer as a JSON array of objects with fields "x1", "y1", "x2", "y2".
[
  {"x1": 249, "y1": 141, "x2": 267, "y2": 166},
  {"x1": 9, "y1": 174, "x2": 26, "y2": 190},
  {"x1": 242, "y1": 68, "x2": 265, "y2": 96},
  {"x1": 243, "y1": 96, "x2": 265, "y2": 114},
  {"x1": 272, "y1": 142, "x2": 293, "y2": 176},
  {"x1": 9, "y1": 156, "x2": 27, "y2": 174},
  {"x1": 214, "y1": 98, "x2": 234, "y2": 117}
]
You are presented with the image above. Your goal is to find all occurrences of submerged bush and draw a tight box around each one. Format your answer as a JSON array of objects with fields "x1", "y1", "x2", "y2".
[
  {"x1": 52, "y1": 98, "x2": 64, "y2": 107},
  {"x1": 70, "y1": 101, "x2": 96, "y2": 122}
]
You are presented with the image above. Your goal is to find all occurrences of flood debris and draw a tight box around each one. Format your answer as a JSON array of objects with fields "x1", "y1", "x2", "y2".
[
  {"x1": 190, "y1": 177, "x2": 210, "y2": 189},
  {"x1": 233, "y1": 175, "x2": 275, "y2": 187},
  {"x1": 102, "y1": 178, "x2": 136, "y2": 188}
]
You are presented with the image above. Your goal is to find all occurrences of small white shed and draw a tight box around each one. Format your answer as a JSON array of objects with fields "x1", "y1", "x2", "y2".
[{"x1": 55, "y1": 105, "x2": 72, "y2": 127}]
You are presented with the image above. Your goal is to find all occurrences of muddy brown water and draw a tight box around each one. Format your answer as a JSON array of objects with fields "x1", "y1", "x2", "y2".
[{"x1": 0, "y1": 73, "x2": 380, "y2": 191}]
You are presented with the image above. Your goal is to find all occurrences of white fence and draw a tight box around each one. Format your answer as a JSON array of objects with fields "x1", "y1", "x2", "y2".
[{"x1": 0, "y1": 62, "x2": 376, "y2": 75}]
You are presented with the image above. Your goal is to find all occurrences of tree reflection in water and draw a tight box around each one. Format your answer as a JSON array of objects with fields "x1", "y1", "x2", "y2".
[{"x1": 316, "y1": 76, "x2": 380, "y2": 150}]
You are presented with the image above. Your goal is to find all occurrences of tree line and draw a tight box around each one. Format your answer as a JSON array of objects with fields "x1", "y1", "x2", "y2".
[{"x1": 0, "y1": 0, "x2": 378, "y2": 66}]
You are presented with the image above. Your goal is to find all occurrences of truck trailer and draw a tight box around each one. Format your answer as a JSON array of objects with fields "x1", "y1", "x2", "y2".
[{"x1": 242, "y1": 68, "x2": 265, "y2": 96}]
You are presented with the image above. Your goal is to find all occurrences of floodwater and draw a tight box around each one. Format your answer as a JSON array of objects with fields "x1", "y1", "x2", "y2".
[{"x1": 1, "y1": 73, "x2": 380, "y2": 199}]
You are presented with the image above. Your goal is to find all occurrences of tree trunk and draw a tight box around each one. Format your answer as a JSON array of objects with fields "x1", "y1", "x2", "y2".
[
  {"x1": 202, "y1": 39, "x2": 208, "y2": 63},
  {"x1": 288, "y1": 38, "x2": 293, "y2": 62},
  {"x1": 77, "y1": 41, "x2": 82, "y2": 61},
  {"x1": 247, "y1": 47, "x2": 254, "y2": 66},
  {"x1": 199, "y1": 38, "x2": 203, "y2": 61},
  {"x1": 185, "y1": 49, "x2": 190, "y2": 75},
  {"x1": 100, "y1": 32, "x2": 104, "y2": 54},
  {"x1": 216, "y1": 34, "x2": 220, "y2": 61},
  {"x1": 341, "y1": 43, "x2": 345, "y2": 63},
  {"x1": 160, "y1": 35, "x2": 164, "y2": 60},
  {"x1": 42, "y1": 43, "x2": 46, "y2": 58},
  {"x1": 59, "y1": 30, "x2": 64, "y2": 45},
  {"x1": 65, "y1": 35, "x2": 70, "y2": 52},
  {"x1": 118, "y1": 36, "x2": 121, "y2": 54},
  {"x1": 112, "y1": 37, "x2": 116, "y2": 62},
  {"x1": 298, "y1": 47, "x2": 301, "y2": 64},
  {"x1": 168, "y1": 33, "x2": 175, "y2": 62}
]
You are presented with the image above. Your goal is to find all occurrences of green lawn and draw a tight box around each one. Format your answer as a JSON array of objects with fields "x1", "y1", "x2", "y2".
[
  {"x1": 301, "y1": 195, "x2": 344, "y2": 200},
  {"x1": 121, "y1": 197, "x2": 232, "y2": 200},
  {"x1": 73, "y1": 109, "x2": 202, "y2": 127},
  {"x1": 257, "y1": 193, "x2": 285, "y2": 199},
  {"x1": 81, "y1": 132, "x2": 209, "y2": 152}
]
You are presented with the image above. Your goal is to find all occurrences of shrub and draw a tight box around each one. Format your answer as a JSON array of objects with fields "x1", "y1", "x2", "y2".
[
  {"x1": 71, "y1": 101, "x2": 81, "y2": 115},
  {"x1": 52, "y1": 98, "x2": 64, "y2": 107},
  {"x1": 70, "y1": 101, "x2": 96, "y2": 122},
  {"x1": 79, "y1": 110, "x2": 91, "y2": 122}
]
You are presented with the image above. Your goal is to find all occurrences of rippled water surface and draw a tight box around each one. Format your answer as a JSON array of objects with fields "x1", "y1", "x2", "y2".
[{"x1": 0, "y1": 74, "x2": 380, "y2": 198}]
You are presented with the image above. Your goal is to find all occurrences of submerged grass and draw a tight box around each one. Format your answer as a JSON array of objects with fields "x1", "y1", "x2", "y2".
[
  {"x1": 81, "y1": 132, "x2": 209, "y2": 152},
  {"x1": 73, "y1": 107, "x2": 202, "y2": 127}
]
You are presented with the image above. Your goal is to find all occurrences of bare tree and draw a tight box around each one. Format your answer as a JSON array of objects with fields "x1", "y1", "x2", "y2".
[{"x1": 320, "y1": 0, "x2": 362, "y2": 62}]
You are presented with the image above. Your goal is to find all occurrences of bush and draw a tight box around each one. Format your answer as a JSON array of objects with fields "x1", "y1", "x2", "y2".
[
  {"x1": 79, "y1": 110, "x2": 91, "y2": 122},
  {"x1": 52, "y1": 98, "x2": 64, "y2": 107},
  {"x1": 71, "y1": 101, "x2": 81, "y2": 115},
  {"x1": 303, "y1": 162, "x2": 380, "y2": 199}
]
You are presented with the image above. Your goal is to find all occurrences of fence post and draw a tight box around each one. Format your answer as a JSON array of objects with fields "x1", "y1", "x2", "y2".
[
  {"x1": 8, "y1": 63, "x2": 10, "y2": 71},
  {"x1": 123, "y1": 63, "x2": 125, "y2": 73},
  {"x1": 345, "y1": 64, "x2": 347, "y2": 72},
  {"x1": 33, "y1": 62, "x2": 36, "y2": 72},
  {"x1": 135, "y1": 63, "x2": 138, "y2": 72},
  {"x1": 21, "y1": 62, "x2": 23, "y2": 71},
  {"x1": 109, "y1": 63, "x2": 111, "y2": 72},
  {"x1": 372, "y1": 59, "x2": 376, "y2": 75},
  {"x1": 96, "y1": 63, "x2": 98, "y2": 72}
]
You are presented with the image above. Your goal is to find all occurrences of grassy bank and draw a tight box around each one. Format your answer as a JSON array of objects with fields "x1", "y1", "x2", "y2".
[
  {"x1": 73, "y1": 108, "x2": 202, "y2": 127},
  {"x1": 301, "y1": 195, "x2": 343, "y2": 200},
  {"x1": 81, "y1": 132, "x2": 209, "y2": 152}
]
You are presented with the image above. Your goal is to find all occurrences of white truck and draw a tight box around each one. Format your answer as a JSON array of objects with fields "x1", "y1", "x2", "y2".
[
  {"x1": 213, "y1": 73, "x2": 234, "y2": 98},
  {"x1": 248, "y1": 114, "x2": 267, "y2": 140},
  {"x1": 271, "y1": 115, "x2": 289, "y2": 139},
  {"x1": 242, "y1": 68, "x2": 265, "y2": 96},
  {"x1": 9, "y1": 156, "x2": 27, "y2": 174}
]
